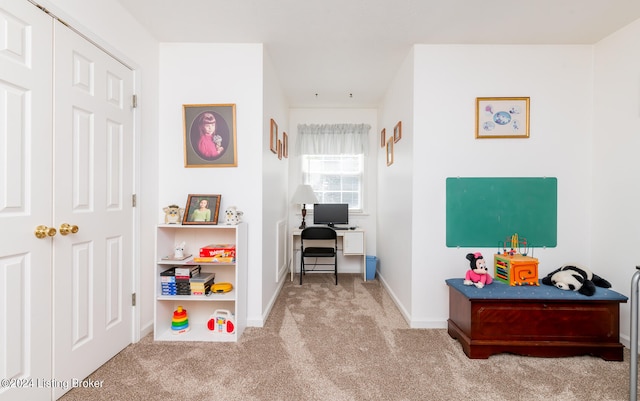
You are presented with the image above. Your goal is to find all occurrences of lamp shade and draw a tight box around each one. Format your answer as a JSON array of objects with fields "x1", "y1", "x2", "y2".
[{"x1": 291, "y1": 184, "x2": 318, "y2": 205}]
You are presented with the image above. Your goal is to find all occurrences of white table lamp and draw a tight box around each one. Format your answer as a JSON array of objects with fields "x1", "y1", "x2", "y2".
[{"x1": 291, "y1": 184, "x2": 318, "y2": 229}]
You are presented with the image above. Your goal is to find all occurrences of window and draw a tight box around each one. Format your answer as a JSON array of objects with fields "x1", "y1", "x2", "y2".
[
  {"x1": 296, "y1": 123, "x2": 370, "y2": 212},
  {"x1": 302, "y1": 154, "x2": 364, "y2": 211}
]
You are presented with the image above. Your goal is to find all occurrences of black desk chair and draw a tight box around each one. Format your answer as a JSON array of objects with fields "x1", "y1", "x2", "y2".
[{"x1": 300, "y1": 227, "x2": 338, "y2": 285}]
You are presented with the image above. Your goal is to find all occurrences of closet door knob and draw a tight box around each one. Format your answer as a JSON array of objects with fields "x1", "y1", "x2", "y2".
[
  {"x1": 59, "y1": 223, "x2": 79, "y2": 235},
  {"x1": 35, "y1": 225, "x2": 57, "y2": 239}
]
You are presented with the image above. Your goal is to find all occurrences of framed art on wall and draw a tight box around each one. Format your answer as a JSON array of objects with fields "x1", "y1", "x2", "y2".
[
  {"x1": 183, "y1": 104, "x2": 237, "y2": 167},
  {"x1": 270, "y1": 119, "x2": 278, "y2": 153},
  {"x1": 182, "y1": 194, "x2": 222, "y2": 225},
  {"x1": 380, "y1": 128, "x2": 386, "y2": 148},
  {"x1": 386, "y1": 138, "x2": 394, "y2": 166},
  {"x1": 394, "y1": 121, "x2": 402, "y2": 142},
  {"x1": 282, "y1": 132, "x2": 288, "y2": 158},
  {"x1": 476, "y1": 97, "x2": 530, "y2": 139}
]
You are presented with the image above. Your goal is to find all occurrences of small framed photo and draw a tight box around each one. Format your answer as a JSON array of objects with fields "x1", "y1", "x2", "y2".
[
  {"x1": 277, "y1": 139, "x2": 282, "y2": 160},
  {"x1": 282, "y1": 132, "x2": 288, "y2": 158},
  {"x1": 476, "y1": 97, "x2": 530, "y2": 139},
  {"x1": 386, "y1": 138, "x2": 394, "y2": 166},
  {"x1": 183, "y1": 104, "x2": 237, "y2": 167},
  {"x1": 393, "y1": 121, "x2": 402, "y2": 142},
  {"x1": 380, "y1": 128, "x2": 386, "y2": 148},
  {"x1": 270, "y1": 119, "x2": 278, "y2": 153},
  {"x1": 182, "y1": 194, "x2": 221, "y2": 225}
]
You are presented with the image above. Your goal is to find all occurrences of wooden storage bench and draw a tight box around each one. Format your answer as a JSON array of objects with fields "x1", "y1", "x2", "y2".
[{"x1": 446, "y1": 278, "x2": 627, "y2": 361}]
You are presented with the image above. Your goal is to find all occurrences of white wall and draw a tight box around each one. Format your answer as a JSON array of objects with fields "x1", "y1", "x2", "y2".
[
  {"x1": 593, "y1": 19, "x2": 640, "y2": 344},
  {"x1": 377, "y1": 49, "x2": 415, "y2": 321},
  {"x1": 158, "y1": 43, "x2": 267, "y2": 325},
  {"x1": 40, "y1": 0, "x2": 640, "y2": 346},
  {"x1": 288, "y1": 108, "x2": 379, "y2": 275},
  {"x1": 380, "y1": 44, "x2": 596, "y2": 328},
  {"x1": 260, "y1": 49, "x2": 290, "y2": 324},
  {"x1": 44, "y1": 0, "x2": 160, "y2": 338}
]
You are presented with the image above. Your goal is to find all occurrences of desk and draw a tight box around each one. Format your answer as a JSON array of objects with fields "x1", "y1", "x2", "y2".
[{"x1": 290, "y1": 228, "x2": 366, "y2": 282}]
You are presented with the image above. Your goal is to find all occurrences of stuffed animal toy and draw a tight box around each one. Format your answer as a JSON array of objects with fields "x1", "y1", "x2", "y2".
[
  {"x1": 163, "y1": 204, "x2": 184, "y2": 224},
  {"x1": 174, "y1": 241, "x2": 186, "y2": 259},
  {"x1": 464, "y1": 252, "x2": 493, "y2": 288},
  {"x1": 224, "y1": 206, "x2": 243, "y2": 225},
  {"x1": 541, "y1": 264, "x2": 611, "y2": 296}
]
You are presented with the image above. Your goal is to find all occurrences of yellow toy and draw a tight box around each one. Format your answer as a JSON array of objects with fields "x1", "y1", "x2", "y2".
[{"x1": 211, "y1": 282, "x2": 233, "y2": 293}]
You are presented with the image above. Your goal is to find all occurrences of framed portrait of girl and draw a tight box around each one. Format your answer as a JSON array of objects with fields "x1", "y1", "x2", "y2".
[
  {"x1": 183, "y1": 104, "x2": 237, "y2": 167},
  {"x1": 182, "y1": 194, "x2": 222, "y2": 225}
]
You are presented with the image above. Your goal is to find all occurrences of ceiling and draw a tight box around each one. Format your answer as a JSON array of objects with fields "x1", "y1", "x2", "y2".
[{"x1": 116, "y1": 0, "x2": 640, "y2": 108}]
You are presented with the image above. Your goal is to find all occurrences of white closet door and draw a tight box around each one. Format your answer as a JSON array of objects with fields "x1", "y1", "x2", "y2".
[
  {"x1": 52, "y1": 21, "x2": 134, "y2": 398},
  {"x1": 0, "y1": 1, "x2": 53, "y2": 400}
]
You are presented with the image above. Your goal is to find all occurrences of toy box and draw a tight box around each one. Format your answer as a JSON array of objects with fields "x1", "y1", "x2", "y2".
[{"x1": 494, "y1": 253, "x2": 539, "y2": 286}]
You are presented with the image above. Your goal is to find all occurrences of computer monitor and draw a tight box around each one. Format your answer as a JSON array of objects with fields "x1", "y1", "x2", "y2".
[{"x1": 313, "y1": 203, "x2": 349, "y2": 227}]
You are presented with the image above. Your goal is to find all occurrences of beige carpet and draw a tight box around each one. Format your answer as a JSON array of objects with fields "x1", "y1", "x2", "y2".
[{"x1": 60, "y1": 273, "x2": 635, "y2": 401}]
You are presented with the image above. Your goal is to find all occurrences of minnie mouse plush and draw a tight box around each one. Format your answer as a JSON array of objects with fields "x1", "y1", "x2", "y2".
[{"x1": 464, "y1": 252, "x2": 493, "y2": 288}]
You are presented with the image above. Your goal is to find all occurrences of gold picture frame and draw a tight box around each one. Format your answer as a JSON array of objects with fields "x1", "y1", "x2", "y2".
[
  {"x1": 476, "y1": 97, "x2": 530, "y2": 139},
  {"x1": 182, "y1": 194, "x2": 221, "y2": 225},
  {"x1": 183, "y1": 104, "x2": 237, "y2": 167},
  {"x1": 270, "y1": 119, "x2": 278, "y2": 153},
  {"x1": 282, "y1": 132, "x2": 288, "y2": 158},
  {"x1": 380, "y1": 128, "x2": 386, "y2": 148},
  {"x1": 386, "y1": 138, "x2": 394, "y2": 166},
  {"x1": 393, "y1": 121, "x2": 402, "y2": 142}
]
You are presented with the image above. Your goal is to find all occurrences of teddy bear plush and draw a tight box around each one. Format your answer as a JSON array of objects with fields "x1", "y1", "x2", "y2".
[
  {"x1": 464, "y1": 252, "x2": 493, "y2": 288},
  {"x1": 541, "y1": 264, "x2": 611, "y2": 296}
]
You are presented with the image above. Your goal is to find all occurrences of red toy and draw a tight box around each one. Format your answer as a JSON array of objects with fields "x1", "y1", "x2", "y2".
[{"x1": 207, "y1": 309, "x2": 235, "y2": 334}]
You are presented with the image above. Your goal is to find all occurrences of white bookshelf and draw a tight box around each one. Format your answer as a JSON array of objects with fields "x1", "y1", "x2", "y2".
[{"x1": 153, "y1": 223, "x2": 247, "y2": 342}]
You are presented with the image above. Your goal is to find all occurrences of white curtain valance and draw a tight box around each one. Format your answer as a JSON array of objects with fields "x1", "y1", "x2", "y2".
[{"x1": 297, "y1": 123, "x2": 371, "y2": 156}]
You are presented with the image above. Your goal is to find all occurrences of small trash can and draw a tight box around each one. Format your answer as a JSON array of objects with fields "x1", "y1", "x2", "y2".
[{"x1": 366, "y1": 255, "x2": 378, "y2": 281}]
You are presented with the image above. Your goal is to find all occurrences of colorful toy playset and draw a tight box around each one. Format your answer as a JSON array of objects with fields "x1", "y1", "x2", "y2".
[
  {"x1": 494, "y1": 234, "x2": 539, "y2": 286},
  {"x1": 171, "y1": 306, "x2": 190, "y2": 334}
]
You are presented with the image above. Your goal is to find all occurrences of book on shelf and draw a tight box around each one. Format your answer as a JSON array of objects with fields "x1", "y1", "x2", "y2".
[
  {"x1": 161, "y1": 254, "x2": 193, "y2": 261},
  {"x1": 159, "y1": 266, "x2": 201, "y2": 296},
  {"x1": 190, "y1": 272, "x2": 216, "y2": 283},
  {"x1": 190, "y1": 272, "x2": 216, "y2": 296},
  {"x1": 160, "y1": 265, "x2": 200, "y2": 277},
  {"x1": 193, "y1": 256, "x2": 235, "y2": 263},
  {"x1": 175, "y1": 265, "x2": 201, "y2": 280}
]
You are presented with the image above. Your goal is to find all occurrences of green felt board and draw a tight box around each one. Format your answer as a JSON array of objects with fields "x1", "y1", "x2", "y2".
[{"x1": 446, "y1": 177, "x2": 557, "y2": 248}]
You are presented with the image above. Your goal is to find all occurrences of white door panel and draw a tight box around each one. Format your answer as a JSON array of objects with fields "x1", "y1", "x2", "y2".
[
  {"x1": 0, "y1": 2, "x2": 135, "y2": 399},
  {"x1": 0, "y1": 1, "x2": 53, "y2": 400},
  {"x1": 53, "y1": 21, "x2": 134, "y2": 399}
]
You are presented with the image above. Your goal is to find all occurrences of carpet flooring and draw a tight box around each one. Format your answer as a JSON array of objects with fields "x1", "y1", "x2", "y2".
[{"x1": 60, "y1": 273, "x2": 635, "y2": 401}]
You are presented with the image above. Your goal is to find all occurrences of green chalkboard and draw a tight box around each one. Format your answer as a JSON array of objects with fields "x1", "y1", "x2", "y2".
[{"x1": 446, "y1": 177, "x2": 557, "y2": 248}]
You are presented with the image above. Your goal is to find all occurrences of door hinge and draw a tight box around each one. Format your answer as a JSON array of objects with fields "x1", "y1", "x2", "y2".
[
  {"x1": 132, "y1": 194, "x2": 137, "y2": 207},
  {"x1": 131, "y1": 293, "x2": 136, "y2": 306},
  {"x1": 132, "y1": 94, "x2": 138, "y2": 108}
]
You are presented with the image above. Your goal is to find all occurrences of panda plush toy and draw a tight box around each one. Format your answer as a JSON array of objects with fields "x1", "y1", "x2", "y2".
[{"x1": 541, "y1": 264, "x2": 611, "y2": 296}]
